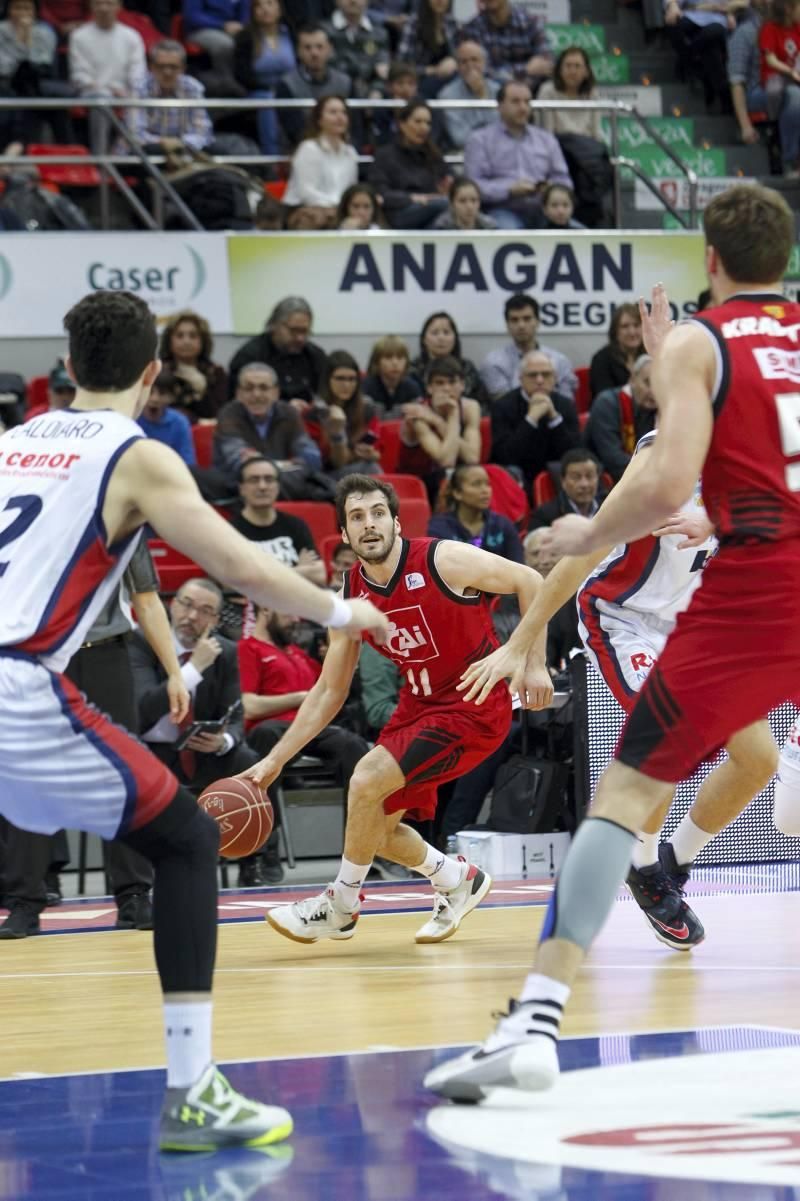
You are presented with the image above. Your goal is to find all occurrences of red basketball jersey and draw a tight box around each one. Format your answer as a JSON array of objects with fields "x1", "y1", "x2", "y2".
[
  {"x1": 693, "y1": 293, "x2": 800, "y2": 543},
  {"x1": 343, "y1": 537, "x2": 499, "y2": 703}
]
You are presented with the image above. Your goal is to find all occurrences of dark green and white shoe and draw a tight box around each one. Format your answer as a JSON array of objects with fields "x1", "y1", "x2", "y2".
[{"x1": 159, "y1": 1064, "x2": 293, "y2": 1152}]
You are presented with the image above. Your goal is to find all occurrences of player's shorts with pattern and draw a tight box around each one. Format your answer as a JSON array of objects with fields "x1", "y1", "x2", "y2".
[
  {"x1": 380, "y1": 684, "x2": 512, "y2": 822},
  {"x1": 578, "y1": 596, "x2": 673, "y2": 713},
  {"x1": 0, "y1": 653, "x2": 178, "y2": 838},
  {"x1": 617, "y1": 543, "x2": 800, "y2": 783}
]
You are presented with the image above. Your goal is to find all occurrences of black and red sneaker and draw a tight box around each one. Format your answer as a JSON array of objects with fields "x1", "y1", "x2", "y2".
[{"x1": 626, "y1": 861, "x2": 704, "y2": 951}]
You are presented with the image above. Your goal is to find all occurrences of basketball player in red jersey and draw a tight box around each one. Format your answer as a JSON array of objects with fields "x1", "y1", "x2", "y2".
[
  {"x1": 244, "y1": 475, "x2": 553, "y2": 945},
  {"x1": 427, "y1": 183, "x2": 800, "y2": 1102}
]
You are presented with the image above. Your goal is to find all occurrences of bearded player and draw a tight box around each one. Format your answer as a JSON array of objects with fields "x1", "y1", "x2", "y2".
[{"x1": 243, "y1": 475, "x2": 553, "y2": 945}]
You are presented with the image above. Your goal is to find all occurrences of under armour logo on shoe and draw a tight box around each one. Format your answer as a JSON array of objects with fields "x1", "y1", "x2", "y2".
[{"x1": 179, "y1": 1106, "x2": 206, "y2": 1126}]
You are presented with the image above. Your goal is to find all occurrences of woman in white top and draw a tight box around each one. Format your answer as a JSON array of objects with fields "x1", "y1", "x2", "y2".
[
  {"x1": 537, "y1": 45, "x2": 603, "y2": 140},
  {"x1": 283, "y1": 94, "x2": 358, "y2": 230}
]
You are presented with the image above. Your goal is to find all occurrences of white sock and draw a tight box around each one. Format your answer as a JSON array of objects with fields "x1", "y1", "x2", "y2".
[
  {"x1": 517, "y1": 973, "x2": 571, "y2": 1039},
  {"x1": 670, "y1": 814, "x2": 713, "y2": 867},
  {"x1": 631, "y1": 830, "x2": 660, "y2": 869},
  {"x1": 413, "y1": 843, "x2": 463, "y2": 890},
  {"x1": 164, "y1": 1000, "x2": 213, "y2": 1089},
  {"x1": 333, "y1": 857, "x2": 371, "y2": 911}
]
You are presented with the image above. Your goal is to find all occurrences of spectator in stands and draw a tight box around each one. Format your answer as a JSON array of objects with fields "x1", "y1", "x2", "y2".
[
  {"x1": 760, "y1": 0, "x2": 800, "y2": 169},
  {"x1": 362, "y1": 334, "x2": 422, "y2": 411},
  {"x1": 359, "y1": 639, "x2": 399, "y2": 735},
  {"x1": 283, "y1": 94, "x2": 358, "y2": 228},
  {"x1": 325, "y1": 0, "x2": 389, "y2": 98},
  {"x1": 588, "y1": 302, "x2": 645, "y2": 399},
  {"x1": 396, "y1": 0, "x2": 457, "y2": 96},
  {"x1": 0, "y1": 0, "x2": 74, "y2": 144},
  {"x1": 25, "y1": 359, "x2": 75, "y2": 419},
  {"x1": 397, "y1": 356, "x2": 481, "y2": 502},
  {"x1": 182, "y1": 0, "x2": 246, "y2": 78},
  {"x1": 254, "y1": 193, "x2": 284, "y2": 228},
  {"x1": 464, "y1": 80, "x2": 572, "y2": 229},
  {"x1": 337, "y1": 180, "x2": 386, "y2": 227},
  {"x1": 124, "y1": 39, "x2": 213, "y2": 153},
  {"x1": 136, "y1": 370, "x2": 196, "y2": 465},
  {"x1": 276, "y1": 23, "x2": 352, "y2": 149},
  {"x1": 584, "y1": 353, "x2": 656, "y2": 481},
  {"x1": 480, "y1": 292, "x2": 577, "y2": 402},
  {"x1": 368, "y1": 98, "x2": 450, "y2": 228},
  {"x1": 491, "y1": 348, "x2": 580, "y2": 491},
  {"x1": 540, "y1": 181, "x2": 583, "y2": 228},
  {"x1": 39, "y1": 0, "x2": 85, "y2": 39},
  {"x1": 329, "y1": 540, "x2": 357, "y2": 588},
  {"x1": 537, "y1": 45, "x2": 602, "y2": 139},
  {"x1": 433, "y1": 174, "x2": 498, "y2": 230},
  {"x1": 410, "y1": 309, "x2": 489, "y2": 410},
  {"x1": 233, "y1": 0, "x2": 295, "y2": 156},
  {"x1": 371, "y1": 58, "x2": 417, "y2": 145},
  {"x1": 528, "y1": 447, "x2": 603, "y2": 528},
  {"x1": 523, "y1": 526, "x2": 579, "y2": 667},
  {"x1": 664, "y1": 0, "x2": 733, "y2": 113},
  {"x1": 316, "y1": 349, "x2": 382, "y2": 475},
  {"x1": 428, "y1": 462, "x2": 523, "y2": 561},
  {"x1": 214, "y1": 361, "x2": 322, "y2": 491},
  {"x1": 228, "y1": 295, "x2": 328, "y2": 402},
  {"x1": 239, "y1": 606, "x2": 370, "y2": 816},
  {"x1": 131, "y1": 576, "x2": 271, "y2": 889},
  {"x1": 231, "y1": 454, "x2": 326, "y2": 582},
  {"x1": 69, "y1": 0, "x2": 146, "y2": 144},
  {"x1": 158, "y1": 308, "x2": 228, "y2": 422},
  {"x1": 729, "y1": 0, "x2": 771, "y2": 147},
  {"x1": 439, "y1": 38, "x2": 499, "y2": 149},
  {"x1": 460, "y1": 0, "x2": 553, "y2": 88}
]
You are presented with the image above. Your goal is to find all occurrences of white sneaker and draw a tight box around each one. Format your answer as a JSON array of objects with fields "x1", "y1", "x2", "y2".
[
  {"x1": 415, "y1": 859, "x2": 492, "y2": 944},
  {"x1": 423, "y1": 1000, "x2": 560, "y2": 1103},
  {"x1": 159, "y1": 1063, "x2": 293, "y2": 1151},
  {"x1": 266, "y1": 886, "x2": 360, "y2": 944}
]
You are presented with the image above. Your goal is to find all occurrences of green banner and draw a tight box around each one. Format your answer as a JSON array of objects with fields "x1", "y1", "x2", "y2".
[
  {"x1": 602, "y1": 116, "x2": 695, "y2": 152},
  {"x1": 548, "y1": 23, "x2": 607, "y2": 54},
  {"x1": 592, "y1": 53, "x2": 630, "y2": 85},
  {"x1": 622, "y1": 145, "x2": 726, "y2": 178}
]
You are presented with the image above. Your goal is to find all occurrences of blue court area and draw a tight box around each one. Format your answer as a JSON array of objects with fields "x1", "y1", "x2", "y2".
[{"x1": 4, "y1": 1025, "x2": 800, "y2": 1200}]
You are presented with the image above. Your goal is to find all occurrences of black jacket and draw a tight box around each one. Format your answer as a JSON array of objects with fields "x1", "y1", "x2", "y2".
[
  {"x1": 491, "y1": 388, "x2": 581, "y2": 491},
  {"x1": 589, "y1": 343, "x2": 634, "y2": 400},
  {"x1": 584, "y1": 387, "x2": 656, "y2": 481},
  {"x1": 368, "y1": 141, "x2": 448, "y2": 213},
  {"x1": 228, "y1": 332, "x2": 328, "y2": 402}
]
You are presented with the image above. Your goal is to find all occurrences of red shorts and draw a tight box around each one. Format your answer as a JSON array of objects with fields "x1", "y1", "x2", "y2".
[
  {"x1": 379, "y1": 684, "x2": 512, "y2": 822},
  {"x1": 617, "y1": 542, "x2": 800, "y2": 782}
]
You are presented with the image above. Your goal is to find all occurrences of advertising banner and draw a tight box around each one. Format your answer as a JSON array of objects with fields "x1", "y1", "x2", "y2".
[
  {"x1": 0, "y1": 233, "x2": 232, "y2": 336},
  {"x1": 228, "y1": 231, "x2": 707, "y2": 337}
]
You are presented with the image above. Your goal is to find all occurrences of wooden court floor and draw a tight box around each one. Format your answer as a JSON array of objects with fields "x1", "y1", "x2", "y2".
[{"x1": 1, "y1": 888, "x2": 799, "y2": 1079}]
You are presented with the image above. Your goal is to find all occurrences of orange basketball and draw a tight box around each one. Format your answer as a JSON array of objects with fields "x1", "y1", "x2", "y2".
[{"x1": 197, "y1": 777, "x2": 274, "y2": 859}]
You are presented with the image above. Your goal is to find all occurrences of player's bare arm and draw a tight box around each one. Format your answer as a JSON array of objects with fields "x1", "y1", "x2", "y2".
[
  {"x1": 545, "y1": 323, "x2": 715, "y2": 557},
  {"x1": 132, "y1": 586, "x2": 190, "y2": 723},
  {"x1": 432, "y1": 539, "x2": 554, "y2": 709},
  {"x1": 103, "y1": 439, "x2": 389, "y2": 640},
  {"x1": 239, "y1": 632, "x2": 362, "y2": 788},
  {"x1": 652, "y1": 509, "x2": 715, "y2": 548}
]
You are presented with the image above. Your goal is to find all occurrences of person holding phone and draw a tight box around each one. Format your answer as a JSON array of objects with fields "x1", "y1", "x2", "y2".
[{"x1": 314, "y1": 350, "x2": 383, "y2": 477}]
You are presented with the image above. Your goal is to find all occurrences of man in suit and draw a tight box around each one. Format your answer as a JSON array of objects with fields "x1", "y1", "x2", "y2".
[
  {"x1": 130, "y1": 576, "x2": 279, "y2": 885},
  {"x1": 529, "y1": 448, "x2": 603, "y2": 529},
  {"x1": 490, "y1": 349, "x2": 581, "y2": 493}
]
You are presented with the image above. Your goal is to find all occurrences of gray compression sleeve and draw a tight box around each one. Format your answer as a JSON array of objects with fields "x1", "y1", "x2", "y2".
[{"x1": 540, "y1": 817, "x2": 636, "y2": 950}]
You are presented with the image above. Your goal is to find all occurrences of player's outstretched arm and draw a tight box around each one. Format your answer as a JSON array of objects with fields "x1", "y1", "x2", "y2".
[
  {"x1": 105, "y1": 440, "x2": 389, "y2": 640},
  {"x1": 238, "y1": 632, "x2": 361, "y2": 788}
]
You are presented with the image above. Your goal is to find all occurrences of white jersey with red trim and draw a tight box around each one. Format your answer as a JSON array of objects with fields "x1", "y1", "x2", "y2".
[
  {"x1": 578, "y1": 432, "x2": 717, "y2": 626},
  {"x1": 0, "y1": 408, "x2": 144, "y2": 671}
]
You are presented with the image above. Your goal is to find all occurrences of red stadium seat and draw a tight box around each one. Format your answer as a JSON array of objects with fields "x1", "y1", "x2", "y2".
[
  {"x1": 532, "y1": 470, "x2": 557, "y2": 508},
  {"x1": 191, "y1": 421, "x2": 216, "y2": 469},
  {"x1": 479, "y1": 415, "x2": 491, "y2": 463},
  {"x1": 320, "y1": 533, "x2": 345, "y2": 572},
  {"x1": 378, "y1": 420, "x2": 402, "y2": 473},
  {"x1": 274, "y1": 501, "x2": 337, "y2": 546},
  {"x1": 378, "y1": 474, "x2": 428, "y2": 502},
  {"x1": 574, "y1": 366, "x2": 591, "y2": 414},
  {"x1": 397, "y1": 497, "x2": 431, "y2": 538},
  {"x1": 27, "y1": 143, "x2": 101, "y2": 188},
  {"x1": 26, "y1": 375, "x2": 49, "y2": 412},
  {"x1": 148, "y1": 540, "x2": 204, "y2": 594},
  {"x1": 170, "y1": 12, "x2": 204, "y2": 56},
  {"x1": 578, "y1": 411, "x2": 590, "y2": 432}
]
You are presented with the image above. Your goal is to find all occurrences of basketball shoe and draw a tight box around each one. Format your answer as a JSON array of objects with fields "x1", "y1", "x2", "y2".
[
  {"x1": 424, "y1": 999, "x2": 560, "y2": 1102},
  {"x1": 266, "y1": 886, "x2": 361, "y2": 944},
  {"x1": 626, "y1": 857, "x2": 704, "y2": 950},
  {"x1": 415, "y1": 859, "x2": 492, "y2": 943},
  {"x1": 159, "y1": 1064, "x2": 293, "y2": 1152},
  {"x1": 160, "y1": 1145, "x2": 294, "y2": 1201}
]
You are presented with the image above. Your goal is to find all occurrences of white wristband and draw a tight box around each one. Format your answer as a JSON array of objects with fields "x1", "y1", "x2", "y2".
[{"x1": 327, "y1": 595, "x2": 353, "y2": 629}]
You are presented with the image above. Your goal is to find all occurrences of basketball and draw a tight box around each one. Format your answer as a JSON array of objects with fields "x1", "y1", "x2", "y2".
[{"x1": 197, "y1": 777, "x2": 274, "y2": 859}]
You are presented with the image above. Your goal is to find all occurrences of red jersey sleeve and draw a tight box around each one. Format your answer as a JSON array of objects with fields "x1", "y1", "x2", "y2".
[{"x1": 237, "y1": 637, "x2": 264, "y2": 695}]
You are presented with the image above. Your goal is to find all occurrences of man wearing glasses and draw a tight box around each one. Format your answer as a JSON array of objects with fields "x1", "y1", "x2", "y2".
[
  {"x1": 490, "y1": 348, "x2": 581, "y2": 492},
  {"x1": 232, "y1": 456, "x2": 326, "y2": 585},
  {"x1": 123, "y1": 39, "x2": 215, "y2": 153}
]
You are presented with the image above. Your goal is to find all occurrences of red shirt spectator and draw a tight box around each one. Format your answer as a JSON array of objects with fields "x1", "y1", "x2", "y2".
[{"x1": 238, "y1": 630, "x2": 321, "y2": 729}]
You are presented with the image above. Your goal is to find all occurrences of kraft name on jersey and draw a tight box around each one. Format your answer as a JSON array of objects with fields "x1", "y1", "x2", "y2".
[{"x1": 721, "y1": 315, "x2": 800, "y2": 341}]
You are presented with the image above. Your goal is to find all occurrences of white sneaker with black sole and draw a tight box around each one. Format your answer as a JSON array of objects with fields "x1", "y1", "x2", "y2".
[
  {"x1": 424, "y1": 999, "x2": 560, "y2": 1103},
  {"x1": 415, "y1": 859, "x2": 492, "y2": 944},
  {"x1": 266, "y1": 885, "x2": 360, "y2": 944}
]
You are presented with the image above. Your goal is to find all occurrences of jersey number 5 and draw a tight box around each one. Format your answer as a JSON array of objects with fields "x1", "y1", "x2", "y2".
[
  {"x1": 0, "y1": 495, "x2": 44, "y2": 578},
  {"x1": 775, "y1": 392, "x2": 800, "y2": 491}
]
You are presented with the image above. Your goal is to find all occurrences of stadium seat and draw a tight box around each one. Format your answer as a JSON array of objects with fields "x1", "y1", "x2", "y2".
[
  {"x1": 378, "y1": 420, "x2": 402, "y2": 473},
  {"x1": 170, "y1": 12, "x2": 204, "y2": 56},
  {"x1": 574, "y1": 366, "x2": 591, "y2": 414},
  {"x1": 26, "y1": 375, "x2": 48, "y2": 412},
  {"x1": 320, "y1": 533, "x2": 345, "y2": 572},
  {"x1": 119, "y1": 8, "x2": 165, "y2": 52},
  {"x1": 532, "y1": 470, "x2": 557, "y2": 508},
  {"x1": 191, "y1": 421, "x2": 216, "y2": 469},
  {"x1": 397, "y1": 497, "x2": 431, "y2": 538},
  {"x1": 378, "y1": 474, "x2": 428, "y2": 501},
  {"x1": 578, "y1": 411, "x2": 590, "y2": 432},
  {"x1": 274, "y1": 501, "x2": 337, "y2": 546},
  {"x1": 148, "y1": 540, "x2": 204, "y2": 594},
  {"x1": 479, "y1": 415, "x2": 491, "y2": 462},
  {"x1": 27, "y1": 144, "x2": 101, "y2": 188}
]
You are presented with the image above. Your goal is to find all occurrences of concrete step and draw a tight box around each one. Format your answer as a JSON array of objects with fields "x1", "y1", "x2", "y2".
[{"x1": 570, "y1": 0, "x2": 617, "y2": 23}]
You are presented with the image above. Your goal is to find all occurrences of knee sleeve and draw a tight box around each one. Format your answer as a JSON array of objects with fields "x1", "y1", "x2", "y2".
[
  {"x1": 774, "y1": 741, "x2": 800, "y2": 837},
  {"x1": 540, "y1": 817, "x2": 636, "y2": 951}
]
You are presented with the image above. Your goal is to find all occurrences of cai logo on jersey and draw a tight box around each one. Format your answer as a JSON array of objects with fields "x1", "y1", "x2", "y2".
[{"x1": 384, "y1": 605, "x2": 439, "y2": 663}]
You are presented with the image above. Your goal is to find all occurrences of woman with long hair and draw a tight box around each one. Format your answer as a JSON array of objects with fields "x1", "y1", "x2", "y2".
[
  {"x1": 368, "y1": 100, "x2": 450, "y2": 228},
  {"x1": 283, "y1": 94, "x2": 358, "y2": 229},
  {"x1": 428, "y1": 463, "x2": 524, "y2": 562},
  {"x1": 158, "y1": 309, "x2": 228, "y2": 421},
  {"x1": 588, "y1": 302, "x2": 646, "y2": 400},
  {"x1": 232, "y1": 0, "x2": 295, "y2": 155},
  {"x1": 396, "y1": 0, "x2": 458, "y2": 95},
  {"x1": 409, "y1": 310, "x2": 489, "y2": 410},
  {"x1": 433, "y1": 176, "x2": 497, "y2": 230},
  {"x1": 537, "y1": 45, "x2": 601, "y2": 138},
  {"x1": 316, "y1": 350, "x2": 382, "y2": 475}
]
